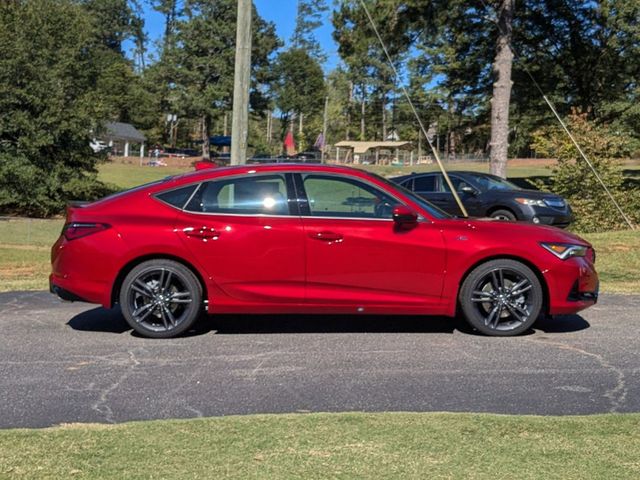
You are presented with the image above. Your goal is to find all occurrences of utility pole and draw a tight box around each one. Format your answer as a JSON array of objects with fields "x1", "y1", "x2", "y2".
[{"x1": 231, "y1": 0, "x2": 252, "y2": 165}]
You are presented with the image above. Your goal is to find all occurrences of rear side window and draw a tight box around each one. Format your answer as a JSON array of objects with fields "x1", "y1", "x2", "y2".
[
  {"x1": 156, "y1": 185, "x2": 198, "y2": 209},
  {"x1": 185, "y1": 174, "x2": 290, "y2": 215},
  {"x1": 414, "y1": 175, "x2": 436, "y2": 192}
]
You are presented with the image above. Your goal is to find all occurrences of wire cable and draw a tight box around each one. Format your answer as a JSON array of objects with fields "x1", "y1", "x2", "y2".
[
  {"x1": 478, "y1": 0, "x2": 635, "y2": 229},
  {"x1": 357, "y1": 0, "x2": 469, "y2": 217}
]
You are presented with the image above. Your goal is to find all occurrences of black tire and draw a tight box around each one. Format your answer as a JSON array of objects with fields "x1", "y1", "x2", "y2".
[
  {"x1": 490, "y1": 209, "x2": 517, "y2": 221},
  {"x1": 119, "y1": 259, "x2": 202, "y2": 338},
  {"x1": 459, "y1": 259, "x2": 543, "y2": 336}
]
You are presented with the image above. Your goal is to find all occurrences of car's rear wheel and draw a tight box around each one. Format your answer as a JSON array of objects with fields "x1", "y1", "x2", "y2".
[
  {"x1": 119, "y1": 259, "x2": 202, "y2": 338},
  {"x1": 459, "y1": 259, "x2": 543, "y2": 336},
  {"x1": 490, "y1": 209, "x2": 517, "y2": 221}
]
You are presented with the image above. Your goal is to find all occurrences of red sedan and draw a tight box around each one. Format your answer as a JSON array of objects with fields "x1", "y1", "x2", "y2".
[{"x1": 50, "y1": 164, "x2": 599, "y2": 338}]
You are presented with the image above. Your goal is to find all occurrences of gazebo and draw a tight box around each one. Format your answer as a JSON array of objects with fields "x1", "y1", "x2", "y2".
[
  {"x1": 333, "y1": 140, "x2": 414, "y2": 165},
  {"x1": 102, "y1": 122, "x2": 146, "y2": 158}
]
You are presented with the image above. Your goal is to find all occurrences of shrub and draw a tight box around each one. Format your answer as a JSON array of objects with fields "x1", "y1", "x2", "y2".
[{"x1": 531, "y1": 112, "x2": 639, "y2": 232}]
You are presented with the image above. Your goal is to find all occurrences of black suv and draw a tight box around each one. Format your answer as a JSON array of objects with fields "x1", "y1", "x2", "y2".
[{"x1": 392, "y1": 171, "x2": 573, "y2": 228}]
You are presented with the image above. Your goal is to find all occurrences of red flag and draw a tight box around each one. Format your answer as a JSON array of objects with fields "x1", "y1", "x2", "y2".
[{"x1": 284, "y1": 130, "x2": 296, "y2": 156}]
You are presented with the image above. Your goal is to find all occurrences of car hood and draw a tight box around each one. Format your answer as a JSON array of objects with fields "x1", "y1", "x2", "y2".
[{"x1": 457, "y1": 217, "x2": 590, "y2": 246}]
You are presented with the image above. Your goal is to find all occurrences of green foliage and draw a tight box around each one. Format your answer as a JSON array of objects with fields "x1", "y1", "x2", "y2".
[
  {"x1": 166, "y1": 0, "x2": 280, "y2": 154},
  {"x1": 0, "y1": 0, "x2": 116, "y2": 217},
  {"x1": 531, "y1": 113, "x2": 639, "y2": 232},
  {"x1": 291, "y1": 0, "x2": 328, "y2": 62},
  {"x1": 331, "y1": 0, "x2": 640, "y2": 157},
  {"x1": 273, "y1": 48, "x2": 326, "y2": 138}
]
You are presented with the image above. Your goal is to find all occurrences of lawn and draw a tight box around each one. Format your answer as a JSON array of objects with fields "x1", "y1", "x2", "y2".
[{"x1": 1, "y1": 412, "x2": 639, "y2": 479}]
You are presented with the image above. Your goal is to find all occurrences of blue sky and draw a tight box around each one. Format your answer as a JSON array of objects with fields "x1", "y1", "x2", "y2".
[{"x1": 136, "y1": 1, "x2": 340, "y2": 70}]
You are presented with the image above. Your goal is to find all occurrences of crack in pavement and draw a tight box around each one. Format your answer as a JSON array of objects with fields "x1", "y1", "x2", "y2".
[
  {"x1": 528, "y1": 338, "x2": 628, "y2": 413},
  {"x1": 91, "y1": 349, "x2": 143, "y2": 423}
]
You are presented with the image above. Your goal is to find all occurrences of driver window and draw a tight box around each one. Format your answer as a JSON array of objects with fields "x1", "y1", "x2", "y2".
[
  {"x1": 302, "y1": 175, "x2": 398, "y2": 219},
  {"x1": 440, "y1": 176, "x2": 469, "y2": 193}
]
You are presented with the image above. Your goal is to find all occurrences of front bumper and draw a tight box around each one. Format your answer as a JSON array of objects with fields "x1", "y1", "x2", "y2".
[
  {"x1": 520, "y1": 205, "x2": 574, "y2": 228},
  {"x1": 545, "y1": 257, "x2": 599, "y2": 315}
]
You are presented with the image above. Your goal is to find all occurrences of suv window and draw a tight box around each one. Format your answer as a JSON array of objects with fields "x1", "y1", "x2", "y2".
[
  {"x1": 413, "y1": 175, "x2": 436, "y2": 192},
  {"x1": 185, "y1": 174, "x2": 289, "y2": 215},
  {"x1": 301, "y1": 174, "x2": 398, "y2": 219}
]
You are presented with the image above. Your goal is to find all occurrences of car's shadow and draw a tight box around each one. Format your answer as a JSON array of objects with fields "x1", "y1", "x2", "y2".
[{"x1": 67, "y1": 307, "x2": 590, "y2": 337}]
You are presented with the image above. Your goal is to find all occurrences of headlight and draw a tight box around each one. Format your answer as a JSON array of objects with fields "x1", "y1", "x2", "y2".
[
  {"x1": 540, "y1": 242, "x2": 588, "y2": 260},
  {"x1": 516, "y1": 198, "x2": 546, "y2": 207}
]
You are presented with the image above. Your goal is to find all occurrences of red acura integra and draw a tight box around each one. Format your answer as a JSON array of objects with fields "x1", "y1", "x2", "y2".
[{"x1": 50, "y1": 164, "x2": 598, "y2": 338}]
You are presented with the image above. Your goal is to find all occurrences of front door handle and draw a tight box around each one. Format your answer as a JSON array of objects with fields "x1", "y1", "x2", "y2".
[
  {"x1": 308, "y1": 231, "x2": 343, "y2": 242},
  {"x1": 183, "y1": 226, "x2": 220, "y2": 240}
]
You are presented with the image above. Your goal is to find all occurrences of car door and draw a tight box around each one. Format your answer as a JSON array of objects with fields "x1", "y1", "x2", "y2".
[
  {"x1": 438, "y1": 175, "x2": 482, "y2": 217},
  {"x1": 412, "y1": 173, "x2": 458, "y2": 214},
  {"x1": 174, "y1": 173, "x2": 306, "y2": 303},
  {"x1": 295, "y1": 173, "x2": 447, "y2": 309}
]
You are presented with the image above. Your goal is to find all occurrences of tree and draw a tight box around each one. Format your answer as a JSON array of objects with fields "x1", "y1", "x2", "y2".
[
  {"x1": 531, "y1": 112, "x2": 638, "y2": 232},
  {"x1": 0, "y1": 0, "x2": 111, "y2": 216},
  {"x1": 152, "y1": 0, "x2": 181, "y2": 51},
  {"x1": 291, "y1": 0, "x2": 328, "y2": 62},
  {"x1": 489, "y1": 0, "x2": 515, "y2": 178},
  {"x1": 333, "y1": 0, "x2": 411, "y2": 142},
  {"x1": 170, "y1": 0, "x2": 279, "y2": 156},
  {"x1": 273, "y1": 48, "x2": 326, "y2": 149}
]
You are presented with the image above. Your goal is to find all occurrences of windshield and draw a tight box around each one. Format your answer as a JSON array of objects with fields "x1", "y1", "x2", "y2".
[
  {"x1": 369, "y1": 173, "x2": 452, "y2": 219},
  {"x1": 473, "y1": 174, "x2": 520, "y2": 191}
]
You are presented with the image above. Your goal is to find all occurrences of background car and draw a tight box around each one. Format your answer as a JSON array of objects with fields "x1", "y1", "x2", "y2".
[
  {"x1": 393, "y1": 171, "x2": 573, "y2": 228},
  {"x1": 50, "y1": 164, "x2": 597, "y2": 339}
]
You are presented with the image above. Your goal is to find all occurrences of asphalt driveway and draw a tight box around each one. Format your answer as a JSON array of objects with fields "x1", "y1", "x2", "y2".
[{"x1": 1, "y1": 291, "x2": 638, "y2": 428}]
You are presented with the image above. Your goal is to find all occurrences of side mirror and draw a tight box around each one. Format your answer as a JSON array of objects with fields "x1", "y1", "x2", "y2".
[
  {"x1": 392, "y1": 206, "x2": 418, "y2": 228},
  {"x1": 460, "y1": 185, "x2": 476, "y2": 195}
]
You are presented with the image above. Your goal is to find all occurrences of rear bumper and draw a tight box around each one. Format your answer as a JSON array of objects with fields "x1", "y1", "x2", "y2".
[{"x1": 49, "y1": 278, "x2": 90, "y2": 303}]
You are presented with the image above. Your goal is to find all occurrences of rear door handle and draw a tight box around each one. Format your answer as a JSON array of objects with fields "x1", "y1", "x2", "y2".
[
  {"x1": 308, "y1": 231, "x2": 343, "y2": 242},
  {"x1": 183, "y1": 226, "x2": 220, "y2": 240}
]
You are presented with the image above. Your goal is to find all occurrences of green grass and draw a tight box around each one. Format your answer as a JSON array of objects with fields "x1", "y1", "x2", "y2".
[
  {"x1": 0, "y1": 218, "x2": 62, "y2": 291},
  {"x1": 352, "y1": 162, "x2": 553, "y2": 179},
  {"x1": 1, "y1": 412, "x2": 639, "y2": 479},
  {"x1": 583, "y1": 230, "x2": 640, "y2": 293},
  {"x1": 95, "y1": 161, "x2": 554, "y2": 193},
  {"x1": 97, "y1": 162, "x2": 189, "y2": 190}
]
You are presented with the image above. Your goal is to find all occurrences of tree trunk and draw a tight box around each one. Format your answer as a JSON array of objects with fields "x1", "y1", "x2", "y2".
[
  {"x1": 201, "y1": 114, "x2": 210, "y2": 158},
  {"x1": 299, "y1": 112, "x2": 303, "y2": 136},
  {"x1": 489, "y1": 0, "x2": 515, "y2": 179},
  {"x1": 381, "y1": 91, "x2": 387, "y2": 141},
  {"x1": 266, "y1": 110, "x2": 272, "y2": 144},
  {"x1": 360, "y1": 83, "x2": 366, "y2": 140}
]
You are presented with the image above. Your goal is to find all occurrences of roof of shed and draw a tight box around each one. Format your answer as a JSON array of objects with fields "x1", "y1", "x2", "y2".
[{"x1": 104, "y1": 122, "x2": 146, "y2": 142}]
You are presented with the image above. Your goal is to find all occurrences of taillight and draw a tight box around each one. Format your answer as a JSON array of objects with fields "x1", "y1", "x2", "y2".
[{"x1": 63, "y1": 223, "x2": 110, "y2": 241}]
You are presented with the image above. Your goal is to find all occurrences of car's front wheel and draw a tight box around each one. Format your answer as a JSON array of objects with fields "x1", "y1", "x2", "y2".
[
  {"x1": 119, "y1": 259, "x2": 202, "y2": 338},
  {"x1": 459, "y1": 259, "x2": 543, "y2": 336},
  {"x1": 489, "y1": 209, "x2": 517, "y2": 221}
]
